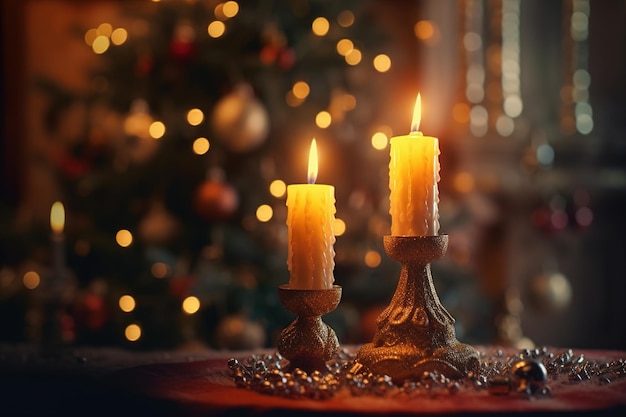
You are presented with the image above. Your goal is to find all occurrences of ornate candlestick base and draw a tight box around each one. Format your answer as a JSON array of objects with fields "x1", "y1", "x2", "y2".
[
  {"x1": 277, "y1": 285, "x2": 342, "y2": 372},
  {"x1": 357, "y1": 235, "x2": 479, "y2": 382}
]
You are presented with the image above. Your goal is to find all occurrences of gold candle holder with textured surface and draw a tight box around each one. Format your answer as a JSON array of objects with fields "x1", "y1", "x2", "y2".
[
  {"x1": 277, "y1": 284, "x2": 342, "y2": 371},
  {"x1": 357, "y1": 235, "x2": 479, "y2": 381}
]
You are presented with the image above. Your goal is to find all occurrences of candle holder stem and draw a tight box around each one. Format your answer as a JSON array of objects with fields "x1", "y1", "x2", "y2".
[
  {"x1": 357, "y1": 235, "x2": 479, "y2": 381},
  {"x1": 277, "y1": 285, "x2": 342, "y2": 372}
]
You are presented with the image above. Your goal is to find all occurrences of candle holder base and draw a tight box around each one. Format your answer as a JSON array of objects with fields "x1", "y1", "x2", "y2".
[
  {"x1": 277, "y1": 285, "x2": 342, "y2": 372},
  {"x1": 356, "y1": 235, "x2": 479, "y2": 382}
]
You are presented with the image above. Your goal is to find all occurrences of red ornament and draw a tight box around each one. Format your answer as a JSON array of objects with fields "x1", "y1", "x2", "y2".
[{"x1": 193, "y1": 179, "x2": 239, "y2": 221}]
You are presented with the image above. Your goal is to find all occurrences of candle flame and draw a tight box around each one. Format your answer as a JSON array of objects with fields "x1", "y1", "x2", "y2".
[
  {"x1": 307, "y1": 138, "x2": 318, "y2": 184},
  {"x1": 410, "y1": 93, "x2": 422, "y2": 133},
  {"x1": 50, "y1": 201, "x2": 65, "y2": 234}
]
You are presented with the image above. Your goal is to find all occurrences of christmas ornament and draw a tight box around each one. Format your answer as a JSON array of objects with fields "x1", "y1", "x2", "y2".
[
  {"x1": 528, "y1": 271, "x2": 572, "y2": 313},
  {"x1": 169, "y1": 19, "x2": 196, "y2": 61},
  {"x1": 215, "y1": 314, "x2": 266, "y2": 350},
  {"x1": 211, "y1": 85, "x2": 270, "y2": 153},
  {"x1": 138, "y1": 201, "x2": 181, "y2": 245},
  {"x1": 193, "y1": 178, "x2": 239, "y2": 221},
  {"x1": 509, "y1": 358, "x2": 548, "y2": 395},
  {"x1": 121, "y1": 99, "x2": 159, "y2": 163}
]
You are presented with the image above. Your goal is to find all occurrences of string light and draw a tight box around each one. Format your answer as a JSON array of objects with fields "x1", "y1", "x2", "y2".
[
  {"x1": 149, "y1": 121, "x2": 166, "y2": 139},
  {"x1": 182, "y1": 296, "x2": 201, "y2": 314},
  {"x1": 23, "y1": 271, "x2": 40, "y2": 290},
  {"x1": 125, "y1": 324, "x2": 141, "y2": 341},
  {"x1": 333, "y1": 218, "x2": 346, "y2": 236},
  {"x1": 193, "y1": 137, "x2": 210, "y2": 155},
  {"x1": 256, "y1": 204, "x2": 273, "y2": 222},
  {"x1": 344, "y1": 48, "x2": 362, "y2": 65},
  {"x1": 373, "y1": 54, "x2": 391, "y2": 72},
  {"x1": 269, "y1": 180, "x2": 286, "y2": 198},
  {"x1": 208, "y1": 21, "x2": 226, "y2": 38},
  {"x1": 151, "y1": 262, "x2": 169, "y2": 278},
  {"x1": 116, "y1": 229, "x2": 133, "y2": 247},
  {"x1": 187, "y1": 108, "x2": 204, "y2": 126},
  {"x1": 315, "y1": 111, "x2": 332, "y2": 128},
  {"x1": 337, "y1": 10, "x2": 354, "y2": 28},
  {"x1": 312, "y1": 17, "x2": 330, "y2": 36},
  {"x1": 119, "y1": 295, "x2": 136, "y2": 313}
]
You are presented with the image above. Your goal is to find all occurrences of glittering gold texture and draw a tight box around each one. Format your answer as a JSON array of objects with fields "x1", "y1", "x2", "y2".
[
  {"x1": 357, "y1": 235, "x2": 479, "y2": 381},
  {"x1": 277, "y1": 285, "x2": 342, "y2": 371}
]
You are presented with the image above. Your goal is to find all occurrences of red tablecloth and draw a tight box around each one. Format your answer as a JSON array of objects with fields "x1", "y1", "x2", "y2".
[
  {"x1": 1, "y1": 344, "x2": 625, "y2": 416},
  {"x1": 106, "y1": 346, "x2": 626, "y2": 416}
]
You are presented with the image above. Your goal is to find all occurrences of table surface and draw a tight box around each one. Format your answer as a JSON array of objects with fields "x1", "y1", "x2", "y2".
[{"x1": 1, "y1": 343, "x2": 625, "y2": 416}]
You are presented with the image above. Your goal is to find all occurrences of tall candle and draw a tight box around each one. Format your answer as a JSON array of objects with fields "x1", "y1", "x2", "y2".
[
  {"x1": 286, "y1": 139, "x2": 336, "y2": 289},
  {"x1": 389, "y1": 94, "x2": 440, "y2": 236},
  {"x1": 50, "y1": 201, "x2": 66, "y2": 278}
]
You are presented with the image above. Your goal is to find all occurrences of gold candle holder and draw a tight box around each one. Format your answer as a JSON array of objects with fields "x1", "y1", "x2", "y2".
[
  {"x1": 357, "y1": 235, "x2": 479, "y2": 381},
  {"x1": 277, "y1": 284, "x2": 342, "y2": 372}
]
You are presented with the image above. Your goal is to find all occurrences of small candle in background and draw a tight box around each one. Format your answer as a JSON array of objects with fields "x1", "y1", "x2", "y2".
[
  {"x1": 286, "y1": 139, "x2": 336, "y2": 289},
  {"x1": 50, "y1": 201, "x2": 66, "y2": 278},
  {"x1": 388, "y1": 94, "x2": 441, "y2": 236}
]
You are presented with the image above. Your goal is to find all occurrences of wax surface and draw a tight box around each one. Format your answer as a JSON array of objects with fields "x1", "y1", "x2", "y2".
[
  {"x1": 286, "y1": 184, "x2": 336, "y2": 289},
  {"x1": 389, "y1": 133, "x2": 440, "y2": 236}
]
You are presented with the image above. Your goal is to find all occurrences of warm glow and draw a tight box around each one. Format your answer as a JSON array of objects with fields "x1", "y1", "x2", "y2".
[
  {"x1": 371, "y1": 132, "x2": 388, "y2": 150},
  {"x1": 149, "y1": 121, "x2": 166, "y2": 139},
  {"x1": 125, "y1": 324, "x2": 141, "y2": 341},
  {"x1": 307, "y1": 139, "x2": 318, "y2": 184},
  {"x1": 111, "y1": 28, "x2": 128, "y2": 45},
  {"x1": 97, "y1": 23, "x2": 113, "y2": 37},
  {"x1": 92, "y1": 35, "x2": 110, "y2": 54},
  {"x1": 285, "y1": 91, "x2": 304, "y2": 107},
  {"x1": 50, "y1": 201, "x2": 65, "y2": 234},
  {"x1": 182, "y1": 296, "x2": 201, "y2": 314},
  {"x1": 373, "y1": 54, "x2": 391, "y2": 72},
  {"x1": 364, "y1": 250, "x2": 382, "y2": 268},
  {"x1": 84, "y1": 29, "x2": 98, "y2": 46},
  {"x1": 414, "y1": 20, "x2": 434, "y2": 40},
  {"x1": 312, "y1": 17, "x2": 330, "y2": 36},
  {"x1": 208, "y1": 21, "x2": 226, "y2": 38},
  {"x1": 292, "y1": 81, "x2": 310, "y2": 99},
  {"x1": 187, "y1": 108, "x2": 204, "y2": 126},
  {"x1": 192, "y1": 137, "x2": 210, "y2": 155},
  {"x1": 411, "y1": 94, "x2": 422, "y2": 133},
  {"x1": 315, "y1": 111, "x2": 332, "y2": 128},
  {"x1": 116, "y1": 229, "x2": 133, "y2": 247},
  {"x1": 269, "y1": 179, "x2": 286, "y2": 197},
  {"x1": 23, "y1": 271, "x2": 41, "y2": 290},
  {"x1": 222, "y1": 1, "x2": 239, "y2": 18},
  {"x1": 151, "y1": 262, "x2": 169, "y2": 278},
  {"x1": 454, "y1": 172, "x2": 475, "y2": 194},
  {"x1": 119, "y1": 295, "x2": 136, "y2": 312},
  {"x1": 452, "y1": 102, "x2": 470, "y2": 124},
  {"x1": 336, "y1": 39, "x2": 353, "y2": 56},
  {"x1": 256, "y1": 204, "x2": 273, "y2": 222},
  {"x1": 344, "y1": 48, "x2": 362, "y2": 65},
  {"x1": 333, "y1": 218, "x2": 346, "y2": 236},
  {"x1": 337, "y1": 10, "x2": 355, "y2": 28},
  {"x1": 341, "y1": 94, "x2": 356, "y2": 111}
]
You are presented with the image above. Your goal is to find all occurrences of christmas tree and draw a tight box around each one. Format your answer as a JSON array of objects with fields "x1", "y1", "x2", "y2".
[{"x1": 1, "y1": 0, "x2": 497, "y2": 351}]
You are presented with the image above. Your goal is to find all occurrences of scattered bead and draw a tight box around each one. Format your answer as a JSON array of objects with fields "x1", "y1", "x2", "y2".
[{"x1": 227, "y1": 347, "x2": 624, "y2": 400}]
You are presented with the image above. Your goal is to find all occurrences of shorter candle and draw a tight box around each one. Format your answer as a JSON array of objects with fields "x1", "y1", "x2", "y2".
[
  {"x1": 388, "y1": 94, "x2": 440, "y2": 236},
  {"x1": 50, "y1": 201, "x2": 66, "y2": 278},
  {"x1": 286, "y1": 139, "x2": 336, "y2": 289}
]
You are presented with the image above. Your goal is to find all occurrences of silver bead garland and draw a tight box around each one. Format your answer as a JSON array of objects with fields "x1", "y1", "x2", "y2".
[{"x1": 227, "y1": 347, "x2": 626, "y2": 400}]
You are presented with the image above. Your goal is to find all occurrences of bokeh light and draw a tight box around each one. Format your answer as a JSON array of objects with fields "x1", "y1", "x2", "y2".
[{"x1": 116, "y1": 229, "x2": 133, "y2": 247}]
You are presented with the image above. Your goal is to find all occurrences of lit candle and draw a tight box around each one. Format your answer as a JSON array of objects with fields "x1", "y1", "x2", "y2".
[
  {"x1": 286, "y1": 139, "x2": 336, "y2": 289},
  {"x1": 50, "y1": 201, "x2": 66, "y2": 277},
  {"x1": 389, "y1": 94, "x2": 440, "y2": 236}
]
